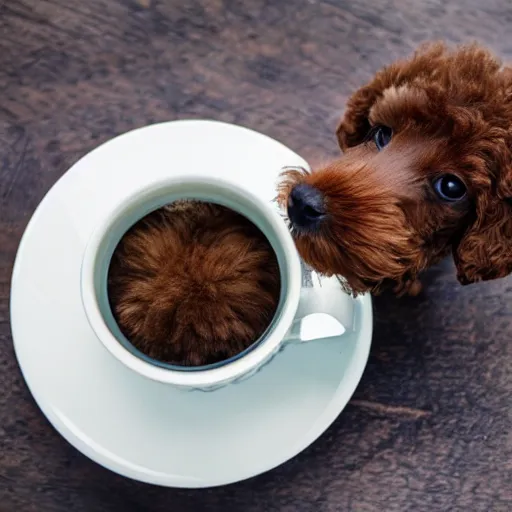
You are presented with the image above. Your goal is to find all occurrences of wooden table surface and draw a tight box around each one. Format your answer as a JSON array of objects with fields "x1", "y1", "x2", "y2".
[{"x1": 1, "y1": 1, "x2": 511, "y2": 510}]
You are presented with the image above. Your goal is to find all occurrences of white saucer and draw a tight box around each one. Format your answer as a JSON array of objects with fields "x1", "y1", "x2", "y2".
[{"x1": 11, "y1": 120, "x2": 372, "y2": 488}]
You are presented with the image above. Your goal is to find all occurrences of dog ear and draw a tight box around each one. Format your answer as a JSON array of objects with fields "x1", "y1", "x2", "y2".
[
  {"x1": 336, "y1": 42, "x2": 444, "y2": 150},
  {"x1": 336, "y1": 85, "x2": 377, "y2": 150},
  {"x1": 336, "y1": 42, "x2": 455, "y2": 151},
  {"x1": 453, "y1": 194, "x2": 512, "y2": 285}
]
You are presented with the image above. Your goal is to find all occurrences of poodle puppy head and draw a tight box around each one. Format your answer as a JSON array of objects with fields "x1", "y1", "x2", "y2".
[{"x1": 279, "y1": 43, "x2": 512, "y2": 294}]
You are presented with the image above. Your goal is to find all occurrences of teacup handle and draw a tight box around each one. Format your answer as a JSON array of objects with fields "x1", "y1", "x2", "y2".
[{"x1": 283, "y1": 283, "x2": 355, "y2": 344}]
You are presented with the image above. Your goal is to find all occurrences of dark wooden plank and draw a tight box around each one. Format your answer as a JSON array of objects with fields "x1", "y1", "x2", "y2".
[{"x1": 1, "y1": 0, "x2": 511, "y2": 510}]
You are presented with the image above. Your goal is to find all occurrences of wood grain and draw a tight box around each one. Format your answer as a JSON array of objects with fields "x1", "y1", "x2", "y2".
[{"x1": 1, "y1": 0, "x2": 511, "y2": 510}]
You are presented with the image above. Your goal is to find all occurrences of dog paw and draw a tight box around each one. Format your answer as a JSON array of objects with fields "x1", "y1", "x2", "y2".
[
  {"x1": 406, "y1": 279, "x2": 423, "y2": 296},
  {"x1": 392, "y1": 278, "x2": 423, "y2": 297}
]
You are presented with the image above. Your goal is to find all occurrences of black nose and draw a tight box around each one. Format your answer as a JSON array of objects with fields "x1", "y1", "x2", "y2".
[{"x1": 287, "y1": 184, "x2": 326, "y2": 230}]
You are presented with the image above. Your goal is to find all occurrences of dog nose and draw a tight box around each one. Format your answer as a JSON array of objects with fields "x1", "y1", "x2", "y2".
[{"x1": 287, "y1": 184, "x2": 326, "y2": 230}]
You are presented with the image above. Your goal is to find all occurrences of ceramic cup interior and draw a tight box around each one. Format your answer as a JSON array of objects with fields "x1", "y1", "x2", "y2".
[{"x1": 83, "y1": 177, "x2": 299, "y2": 375}]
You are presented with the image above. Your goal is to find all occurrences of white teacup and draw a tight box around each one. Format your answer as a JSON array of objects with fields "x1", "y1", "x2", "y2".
[{"x1": 81, "y1": 178, "x2": 356, "y2": 391}]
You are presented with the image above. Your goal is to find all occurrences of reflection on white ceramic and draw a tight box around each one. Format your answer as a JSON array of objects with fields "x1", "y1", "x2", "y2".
[{"x1": 11, "y1": 120, "x2": 373, "y2": 487}]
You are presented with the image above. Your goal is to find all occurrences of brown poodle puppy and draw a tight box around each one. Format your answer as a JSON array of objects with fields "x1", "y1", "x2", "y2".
[
  {"x1": 278, "y1": 42, "x2": 512, "y2": 295},
  {"x1": 108, "y1": 201, "x2": 281, "y2": 367}
]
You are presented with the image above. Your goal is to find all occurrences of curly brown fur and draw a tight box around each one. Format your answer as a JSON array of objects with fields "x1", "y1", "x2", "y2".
[
  {"x1": 108, "y1": 201, "x2": 281, "y2": 366},
  {"x1": 278, "y1": 42, "x2": 512, "y2": 295}
]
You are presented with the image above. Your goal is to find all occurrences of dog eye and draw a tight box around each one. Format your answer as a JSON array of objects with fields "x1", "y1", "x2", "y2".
[
  {"x1": 373, "y1": 125, "x2": 392, "y2": 150},
  {"x1": 433, "y1": 174, "x2": 467, "y2": 202}
]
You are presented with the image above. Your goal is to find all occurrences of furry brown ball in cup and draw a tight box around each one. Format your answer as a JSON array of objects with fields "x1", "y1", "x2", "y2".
[{"x1": 107, "y1": 200, "x2": 281, "y2": 367}]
